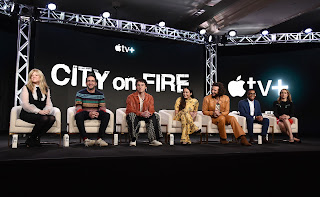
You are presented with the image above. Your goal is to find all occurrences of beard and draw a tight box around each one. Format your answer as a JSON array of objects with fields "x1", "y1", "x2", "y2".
[{"x1": 212, "y1": 93, "x2": 218, "y2": 98}]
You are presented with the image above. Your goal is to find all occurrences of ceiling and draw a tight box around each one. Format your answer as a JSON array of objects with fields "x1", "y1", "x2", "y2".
[{"x1": 14, "y1": 0, "x2": 320, "y2": 36}]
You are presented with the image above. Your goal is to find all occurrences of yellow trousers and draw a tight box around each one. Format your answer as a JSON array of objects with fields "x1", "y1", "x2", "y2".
[{"x1": 174, "y1": 110, "x2": 199, "y2": 144}]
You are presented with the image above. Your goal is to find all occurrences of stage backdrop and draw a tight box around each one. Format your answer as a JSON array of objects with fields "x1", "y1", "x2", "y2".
[
  {"x1": 218, "y1": 43, "x2": 320, "y2": 135},
  {"x1": 33, "y1": 23, "x2": 206, "y2": 131}
]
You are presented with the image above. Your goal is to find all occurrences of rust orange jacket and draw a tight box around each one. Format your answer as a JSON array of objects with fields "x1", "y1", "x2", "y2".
[
  {"x1": 125, "y1": 91, "x2": 155, "y2": 116},
  {"x1": 202, "y1": 94, "x2": 230, "y2": 117}
]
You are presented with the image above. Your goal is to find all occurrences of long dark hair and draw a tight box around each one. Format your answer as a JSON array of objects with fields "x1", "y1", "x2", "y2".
[
  {"x1": 179, "y1": 87, "x2": 194, "y2": 111},
  {"x1": 212, "y1": 82, "x2": 226, "y2": 97}
]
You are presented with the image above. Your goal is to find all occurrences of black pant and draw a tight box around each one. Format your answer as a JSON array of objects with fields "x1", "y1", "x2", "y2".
[
  {"x1": 20, "y1": 110, "x2": 56, "y2": 138},
  {"x1": 126, "y1": 112, "x2": 163, "y2": 142},
  {"x1": 75, "y1": 110, "x2": 110, "y2": 139}
]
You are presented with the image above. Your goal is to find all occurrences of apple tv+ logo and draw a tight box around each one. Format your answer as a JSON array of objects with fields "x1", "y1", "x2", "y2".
[
  {"x1": 228, "y1": 75, "x2": 288, "y2": 97},
  {"x1": 114, "y1": 44, "x2": 135, "y2": 53}
]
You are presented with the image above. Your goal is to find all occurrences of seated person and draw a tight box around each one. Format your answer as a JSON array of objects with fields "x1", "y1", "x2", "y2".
[
  {"x1": 174, "y1": 87, "x2": 201, "y2": 145},
  {"x1": 202, "y1": 82, "x2": 251, "y2": 146},
  {"x1": 126, "y1": 78, "x2": 163, "y2": 146},
  {"x1": 75, "y1": 73, "x2": 110, "y2": 147},
  {"x1": 238, "y1": 89, "x2": 269, "y2": 144},
  {"x1": 20, "y1": 69, "x2": 56, "y2": 147},
  {"x1": 273, "y1": 89, "x2": 300, "y2": 143}
]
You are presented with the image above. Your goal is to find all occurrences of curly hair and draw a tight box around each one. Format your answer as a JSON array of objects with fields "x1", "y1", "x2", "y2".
[{"x1": 211, "y1": 82, "x2": 226, "y2": 97}]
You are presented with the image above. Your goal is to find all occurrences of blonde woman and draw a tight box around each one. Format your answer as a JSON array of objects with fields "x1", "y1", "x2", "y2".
[
  {"x1": 174, "y1": 87, "x2": 201, "y2": 145},
  {"x1": 20, "y1": 69, "x2": 55, "y2": 147},
  {"x1": 273, "y1": 89, "x2": 300, "y2": 143}
]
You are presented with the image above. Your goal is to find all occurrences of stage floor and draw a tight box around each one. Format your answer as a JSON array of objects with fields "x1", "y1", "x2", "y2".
[
  {"x1": 1, "y1": 133, "x2": 320, "y2": 191},
  {"x1": 1, "y1": 134, "x2": 320, "y2": 162}
]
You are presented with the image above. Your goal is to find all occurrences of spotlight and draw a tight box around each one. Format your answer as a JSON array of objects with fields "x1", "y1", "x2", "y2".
[
  {"x1": 102, "y1": 11, "x2": 111, "y2": 18},
  {"x1": 199, "y1": 29, "x2": 206, "y2": 35},
  {"x1": 47, "y1": 3, "x2": 57, "y2": 11},
  {"x1": 261, "y1": 29, "x2": 269, "y2": 36},
  {"x1": 304, "y1": 28, "x2": 312, "y2": 34},
  {"x1": 228, "y1": 30, "x2": 237, "y2": 37},
  {"x1": 158, "y1": 21, "x2": 166, "y2": 27},
  {"x1": 208, "y1": 35, "x2": 213, "y2": 42}
]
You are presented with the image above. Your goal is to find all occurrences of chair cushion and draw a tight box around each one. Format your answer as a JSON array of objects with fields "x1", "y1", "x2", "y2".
[{"x1": 16, "y1": 119, "x2": 57, "y2": 127}]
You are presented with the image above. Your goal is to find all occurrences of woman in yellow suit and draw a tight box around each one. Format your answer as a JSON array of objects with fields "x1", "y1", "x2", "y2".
[{"x1": 174, "y1": 87, "x2": 201, "y2": 145}]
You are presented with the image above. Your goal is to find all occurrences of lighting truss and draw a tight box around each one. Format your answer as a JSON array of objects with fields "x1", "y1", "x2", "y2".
[
  {"x1": 222, "y1": 32, "x2": 320, "y2": 46},
  {"x1": 14, "y1": 16, "x2": 32, "y2": 106},
  {"x1": 37, "y1": 8, "x2": 205, "y2": 44},
  {"x1": 205, "y1": 43, "x2": 217, "y2": 95},
  {"x1": 0, "y1": 0, "x2": 13, "y2": 16}
]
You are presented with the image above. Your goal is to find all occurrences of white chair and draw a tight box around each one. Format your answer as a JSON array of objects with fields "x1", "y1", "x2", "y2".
[
  {"x1": 263, "y1": 112, "x2": 298, "y2": 142},
  {"x1": 9, "y1": 106, "x2": 61, "y2": 147},
  {"x1": 115, "y1": 108, "x2": 160, "y2": 142},
  {"x1": 198, "y1": 111, "x2": 240, "y2": 143},
  {"x1": 67, "y1": 106, "x2": 114, "y2": 141},
  {"x1": 159, "y1": 109, "x2": 203, "y2": 143}
]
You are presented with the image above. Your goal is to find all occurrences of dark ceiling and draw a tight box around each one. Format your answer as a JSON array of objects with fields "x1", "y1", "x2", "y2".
[{"x1": 13, "y1": 0, "x2": 320, "y2": 35}]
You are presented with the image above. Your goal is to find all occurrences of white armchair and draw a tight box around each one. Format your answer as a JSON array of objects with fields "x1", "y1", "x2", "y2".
[
  {"x1": 198, "y1": 111, "x2": 240, "y2": 143},
  {"x1": 67, "y1": 106, "x2": 114, "y2": 140},
  {"x1": 159, "y1": 109, "x2": 203, "y2": 143},
  {"x1": 263, "y1": 113, "x2": 298, "y2": 142},
  {"x1": 9, "y1": 106, "x2": 61, "y2": 147}
]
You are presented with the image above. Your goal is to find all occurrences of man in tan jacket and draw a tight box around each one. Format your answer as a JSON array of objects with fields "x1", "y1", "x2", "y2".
[{"x1": 202, "y1": 82, "x2": 251, "y2": 146}]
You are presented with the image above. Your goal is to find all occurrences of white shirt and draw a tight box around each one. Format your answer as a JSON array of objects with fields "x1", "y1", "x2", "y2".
[
  {"x1": 247, "y1": 98, "x2": 255, "y2": 118},
  {"x1": 20, "y1": 85, "x2": 53, "y2": 114}
]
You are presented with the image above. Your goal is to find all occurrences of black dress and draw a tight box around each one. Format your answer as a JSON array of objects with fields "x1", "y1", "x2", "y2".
[{"x1": 273, "y1": 100, "x2": 294, "y2": 118}]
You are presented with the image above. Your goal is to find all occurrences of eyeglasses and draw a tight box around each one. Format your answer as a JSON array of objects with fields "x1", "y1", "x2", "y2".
[{"x1": 248, "y1": 93, "x2": 256, "y2": 95}]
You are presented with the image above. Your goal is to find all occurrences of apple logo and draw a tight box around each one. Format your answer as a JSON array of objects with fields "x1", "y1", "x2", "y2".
[
  {"x1": 115, "y1": 44, "x2": 121, "y2": 52},
  {"x1": 228, "y1": 75, "x2": 246, "y2": 97}
]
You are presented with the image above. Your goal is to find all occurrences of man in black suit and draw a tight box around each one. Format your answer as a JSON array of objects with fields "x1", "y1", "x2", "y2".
[{"x1": 238, "y1": 89, "x2": 269, "y2": 144}]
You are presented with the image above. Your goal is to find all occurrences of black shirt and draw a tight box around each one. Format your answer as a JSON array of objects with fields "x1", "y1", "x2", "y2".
[{"x1": 273, "y1": 100, "x2": 294, "y2": 118}]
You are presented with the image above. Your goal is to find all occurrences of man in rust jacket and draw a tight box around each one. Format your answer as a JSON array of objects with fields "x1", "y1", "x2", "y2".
[
  {"x1": 202, "y1": 82, "x2": 251, "y2": 146},
  {"x1": 126, "y1": 78, "x2": 163, "y2": 146}
]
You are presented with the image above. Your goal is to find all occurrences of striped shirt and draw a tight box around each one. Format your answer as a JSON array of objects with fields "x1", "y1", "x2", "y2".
[{"x1": 75, "y1": 89, "x2": 106, "y2": 109}]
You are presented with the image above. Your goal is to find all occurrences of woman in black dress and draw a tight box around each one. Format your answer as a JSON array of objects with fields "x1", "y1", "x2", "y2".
[{"x1": 273, "y1": 89, "x2": 300, "y2": 143}]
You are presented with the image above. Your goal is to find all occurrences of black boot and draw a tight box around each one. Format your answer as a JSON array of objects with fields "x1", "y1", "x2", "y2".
[{"x1": 25, "y1": 136, "x2": 36, "y2": 148}]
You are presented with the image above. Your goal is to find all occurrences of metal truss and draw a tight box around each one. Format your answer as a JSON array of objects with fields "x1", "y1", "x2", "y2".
[
  {"x1": 205, "y1": 43, "x2": 217, "y2": 95},
  {"x1": 37, "y1": 8, "x2": 205, "y2": 44},
  {"x1": 0, "y1": 0, "x2": 13, "y2": 16},
  {"x1": 14, "y1": 16, "x2": 32, "y2": 106},
  {"x1": 222, "y1": 32, "x2": 320, "y2": 46}
]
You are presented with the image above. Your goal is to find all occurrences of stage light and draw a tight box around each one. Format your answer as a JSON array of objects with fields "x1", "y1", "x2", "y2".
[
  {"x1": 199, "y1": 29, "x2": 206, "y2": 35},
  {"x1": 208, "y1": 35, "x2": 213, "y2": 42},
  {"x1": 158, "y1": 21, "x2": 166, "y2": 27},
  {"x1": 261, "y1": 29, "x2": 269, "y2": 36},
  {"x1": 228, "y1": 30, "x2": 237, "y2": 37},
  {"x1": 47, "y1": 3, "x2": 57, "y2": 11},
  {"x1": 304, "y1": 28, "x2": 312, "y2": 34},
  {"x1": 102, "y1": 11, "x2": 111, "y2": 18}
]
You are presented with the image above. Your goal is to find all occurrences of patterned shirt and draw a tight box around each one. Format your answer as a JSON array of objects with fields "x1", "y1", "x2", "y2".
[{"x1": 75, "y1": 89, "x2": 106, "y2": 109}]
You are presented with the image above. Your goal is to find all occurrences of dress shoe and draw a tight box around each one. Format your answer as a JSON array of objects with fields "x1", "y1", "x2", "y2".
[
  {"x1": 240, "y1": 135, "x2": 252, "y2": 146},
  {"x1": 220, "y1": 138, "x2": 229, "y2": 145}
]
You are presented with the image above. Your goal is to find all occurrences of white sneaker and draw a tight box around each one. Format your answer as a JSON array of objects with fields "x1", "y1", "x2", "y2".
[
  {"x1": 149, "y1": 140, "x2": 162, "y2": 146},
  {"x1": 129, "y1": 141, "x2": 136, "y2": 147},
  {"x1": 95, "y1": 138, "x2": 108, "y2": 147},
  {"x1": 84, "y1": 138, "x2": 95, "y2": 147}
]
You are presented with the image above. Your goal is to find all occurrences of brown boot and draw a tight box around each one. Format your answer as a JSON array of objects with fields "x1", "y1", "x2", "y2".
[
  {"x1": 220, "y1": 138, "x2": 229, "y2": 145},
  {"x1": 240, "y1": 135, "x2": 252, "y2": 146}
]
